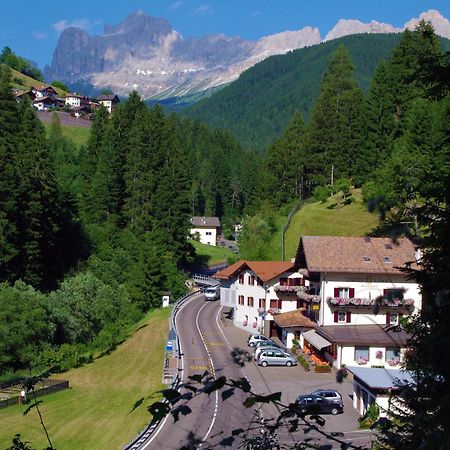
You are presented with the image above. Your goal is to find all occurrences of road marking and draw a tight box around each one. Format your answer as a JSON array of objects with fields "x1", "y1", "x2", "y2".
[
  {"x1": 208, "y1": 342, "x2": 225, "y2": 346},
  {"x1": 196, "y1": 302, "x2": 219, "y2": 448},
  {"x1": 139, "y1": 293, "x2": 200, "y2": 449},
  {"x1": 190, "y1": 365, "x2": 209, "y2": 370}
]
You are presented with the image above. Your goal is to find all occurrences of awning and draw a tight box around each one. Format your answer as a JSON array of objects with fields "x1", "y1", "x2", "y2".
[{"x1": 302, "y1": 330, "x2": 332, "y2": 350}]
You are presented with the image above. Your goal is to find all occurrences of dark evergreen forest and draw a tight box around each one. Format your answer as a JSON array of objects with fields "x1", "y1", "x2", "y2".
[
  {"x1": 186, "y1": 33, "x2": 450, "y2": 151},
  {"x1": 0, "y1": 67, "x2": 257, "y2": 379}
]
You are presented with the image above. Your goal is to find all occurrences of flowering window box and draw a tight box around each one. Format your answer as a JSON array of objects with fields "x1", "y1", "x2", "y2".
[
  {"x1": 274, "y1": 285, "x2": 305, "y2": 293},
  {"x1": 252, "y1": 322, "x2": 257, "y2": 328},
  {"x1": 328, "y1": 297, "x2": 414, "y2": 308},
  {"x1": 357, "y1": 357, "x2": 369, "y2": 365},
  {"x1": 267, "y1": 308, "x2": 281, "y2": 316},
  {"x1": 297, "y1": 291, "x2": 320, "y2": 303},
  {"x1": 376, "y1": 351, "x2": 383, "y2": 359},
  {"x1": 387, "y1": 359, "x2": 400, "y2": 367},
  {"x1": 243, "y1": 321, "x2": 248, "y2": 327}
]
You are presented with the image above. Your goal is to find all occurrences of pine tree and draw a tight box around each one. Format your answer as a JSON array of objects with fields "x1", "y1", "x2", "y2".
[
  {"x1": 305, "y1": 45, "x2": 364, "y2": 186},
  {"x1": 354, "y1": 60, "x2": 396, "y2": 186},
  {"x1": 0, "y1": 65, "x2": 20, "y2": 280},
  {"x1": 260, "y1": 111, "x2": 308, "y2": 206}
]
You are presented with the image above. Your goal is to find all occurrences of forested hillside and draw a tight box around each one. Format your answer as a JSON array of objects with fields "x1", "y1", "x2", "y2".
[
  {"x1": 0, "y1": 64, "x2": 257, "y2": 381},
  {"x1": 186, "y1": 33, "x2": 450, "y2": 151}
]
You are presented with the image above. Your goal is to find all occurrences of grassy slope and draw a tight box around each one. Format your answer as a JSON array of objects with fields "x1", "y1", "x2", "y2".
[
  {"x1": 43, "y1": 122, "x2": 91, "y2": 148},
  {"x1": 191, "y1": 240, "x2": 237, "y2": 266},
  {"x1": 10, "y1": 68, "x2": 67, "y2": 96},
  {"x1": 0, "y1": 308, "x2": 170, "y2": 450},
  {"x1": 283, "y1": 190, "x2": 380, "y2": 260}
]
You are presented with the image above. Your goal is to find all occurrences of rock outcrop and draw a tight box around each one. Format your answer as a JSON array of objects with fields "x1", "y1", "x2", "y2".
[{"x1": 44, "y1": 9, "x2": 450, "y2": 100}]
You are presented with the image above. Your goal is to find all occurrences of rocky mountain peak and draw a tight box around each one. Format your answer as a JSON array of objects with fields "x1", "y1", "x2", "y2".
[
  {"x1": 404, "y1": 9, "x2": 450, "y2": 39},
  {"x1": 324, "y1": 19, "x2": 400, "y2": 41},
  {"x1": 103, "y1": 10, "x2": 173, "y2": 41}
]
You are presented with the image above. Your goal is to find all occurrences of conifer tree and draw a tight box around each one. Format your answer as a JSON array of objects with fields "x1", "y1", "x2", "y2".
[
  {"x1": 354, "y1": 60, "x2": 396, "y2": 186},
  {"x1": 305, "y1": 45, "x2": 364, "y2": 186},
  {"x1": 0, "y1": 65, "x2": 20, "y2": 279},
  {"x1": 260, "y1": 111, "x2": 308, "y2": 206}
]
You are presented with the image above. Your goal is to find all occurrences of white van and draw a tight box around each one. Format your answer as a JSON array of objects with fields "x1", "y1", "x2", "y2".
[{"x1": 204, "y1": 286, "x2": 220, "y2": 301}]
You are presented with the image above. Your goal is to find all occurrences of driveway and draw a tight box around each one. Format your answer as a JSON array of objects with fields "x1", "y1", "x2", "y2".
[{"x1": 219, "y1": 308, "x2": 373, "y2": 448}]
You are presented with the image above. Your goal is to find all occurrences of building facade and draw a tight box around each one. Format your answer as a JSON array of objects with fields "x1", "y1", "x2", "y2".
[{"x1": 190, "y1": 216, "x2": 221, "y2": 246}]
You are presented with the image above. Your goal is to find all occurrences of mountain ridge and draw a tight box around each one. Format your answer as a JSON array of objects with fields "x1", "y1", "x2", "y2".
[{"x1": 44, "y1": 9, "x2": 450, "y2": 99}]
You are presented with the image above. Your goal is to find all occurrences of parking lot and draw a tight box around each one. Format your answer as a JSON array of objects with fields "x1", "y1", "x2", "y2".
[{"x1": 219, "y1": 311, "x2": 365, "y2": 436}]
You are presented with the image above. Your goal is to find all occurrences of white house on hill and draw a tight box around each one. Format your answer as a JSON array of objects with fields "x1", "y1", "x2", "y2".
[{"x1": 190, "y1": 217, "x2": 220, "y2": 246}]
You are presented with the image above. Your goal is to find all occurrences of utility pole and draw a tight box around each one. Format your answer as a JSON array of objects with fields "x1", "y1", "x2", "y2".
[{"x1": 331, "y1": 164, "x2": 334, "y2": 186}]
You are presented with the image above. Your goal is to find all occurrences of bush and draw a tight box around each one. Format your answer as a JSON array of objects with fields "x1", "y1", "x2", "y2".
[
  {"x1": 359, "y1": 403, "x2": 380, "y2": 429},
  {"x1": 312, "y1": 185, "x2": 331, "y2": 203},
  {"x1": 297, "y1": 355, "x2": 310, "y2": 372}
]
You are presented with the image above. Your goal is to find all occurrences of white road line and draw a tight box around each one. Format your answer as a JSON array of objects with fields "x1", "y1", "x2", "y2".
[
  {"x1": 140, "y1": 294, "x2": 198, "y2": 449},
  {"x1": 196, "y1": 301, "x2": 219, "y2": 447}
]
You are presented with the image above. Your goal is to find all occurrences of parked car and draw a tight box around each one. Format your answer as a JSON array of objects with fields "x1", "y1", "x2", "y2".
[
  {"x1": 309, "y1": 389, "x2": 343, "y2": 405},
  {"x1": 257, "y1": 349, "x2": 297, "y2": 367},
  {"x1": 248, "y1": 334, "x2": 272, "y2": 347},
  {"x1": 254, "y1": 345, "x2": 287, "y2": 360},
  {"x1": 253, "y1": 339, "x2": 279, "y2": 349},
  {"x1": 296, "y1": 394, "x2": 343, "y2": 415},
  {"x1": 204, "y1": 286, "x2": 220, "y2": 301}
]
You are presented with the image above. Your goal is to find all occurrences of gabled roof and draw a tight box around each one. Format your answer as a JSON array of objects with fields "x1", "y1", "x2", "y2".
[
  {"x1": 33, "y1": 96, "x2": 55, "y2": 104},
  {"x1": 190, "y1": 216, "x2": 220, "y2": 228},
  {"x1": 97, "y1": 94, "x2": 119, "y2": 102},
  {"x1": 215, "y1": 260, "x2": 295, "y2": 283},
  {"x1": 273, "y1": 309, "x2": 316, "y2": 329},
  {"x1": 33, "y1": 84, "x2": 57, "y2": 93},
  {"x1": 298, "y1": 236, "x2": 417, "y2": 274}
]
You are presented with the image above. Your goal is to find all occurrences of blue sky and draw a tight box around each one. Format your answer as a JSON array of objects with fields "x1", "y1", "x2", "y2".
[{"x1": 1, "y1": 0, "x2": 450, "y2": 68}]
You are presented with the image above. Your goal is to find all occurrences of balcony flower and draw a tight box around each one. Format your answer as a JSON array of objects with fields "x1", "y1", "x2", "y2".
[
  {"x1": 297, "y1": 291, "x2": 320, "y2": 303},
  {"x1": 243, "y1": 320, "x2": 248, "y2": 326},
  {"x1": 376, "y1": 351, "x2": 383, "y2": 359},
  {"x1": 252, "y1": 322, "x2": 257, "y2": 328},
  {"x1": 387, "y1": 358, "x2": 400, "y2": 367},
  {"x1": 328, "y1": 297, "x2": 414, "y2": 308},
  {"x1": 357, "y1": 357, "x2": 369, "y2": 365},
  {"x1": 267, "y1": 308, "x2": 281, "y2": 316},
  {"x1": 274, "y1": 285, "x2": 305, "y2": 293},
  {"x1": 257, "y1": 307, "x2": 265, "y2": 316}
]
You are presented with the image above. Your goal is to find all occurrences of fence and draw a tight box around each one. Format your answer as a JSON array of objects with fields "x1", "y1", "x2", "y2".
[{"x1": 0, "y1": 379, "x2": 69, "y2": 409}]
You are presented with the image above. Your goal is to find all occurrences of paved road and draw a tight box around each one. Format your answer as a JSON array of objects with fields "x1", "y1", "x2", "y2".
[
  {"x1": 140, "y1": 297, "x2": 371, "y2": 449},
  {"x1": 141, "y1": 295, "x2": 254, "y2": 449}
]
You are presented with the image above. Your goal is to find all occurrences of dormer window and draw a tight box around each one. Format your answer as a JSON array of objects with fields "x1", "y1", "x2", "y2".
[
  {"x1": 363, "y1": 256, "x2": 370, "y2": 262},
  {"x1": 383, "y1": 257, "x2": 391, "y2": 263}
]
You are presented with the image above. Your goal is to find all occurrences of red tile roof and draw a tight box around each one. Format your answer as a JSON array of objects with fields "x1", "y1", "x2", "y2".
[
  {"x1": 298, "y1": 236, "x2": 417, "y2": 274},
  {"x1": 215, "y1": 260, "x2": 295, "y2": 283},
  {"x1": 273, "y1": 309, "x2": 316, "y2": 328}
]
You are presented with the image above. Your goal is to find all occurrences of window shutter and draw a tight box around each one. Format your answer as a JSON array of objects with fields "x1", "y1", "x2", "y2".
[
  {"x1": 334, "y1": 288, "x2": 340, "y2": 297},
  {"x1": 334, "y1": 311, "x2": 339, "y2": 323},
  {"x1": 386, "y1": 312, "x2": 391, "y2": 325},
  {"x1": 349, "y1": 288, "x2": 355, "y2": 298},
  {"x1": 346, "y1": 311, "x2": 352, "y2": 323}
]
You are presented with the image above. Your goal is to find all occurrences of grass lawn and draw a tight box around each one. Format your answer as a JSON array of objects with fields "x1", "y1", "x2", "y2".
[
  {"x1": 284, "y1": 190, "x2": 381, "y2": 260},
  {"x1": 0, "y1": 308, "x2": 170, "y2": 450},
  {"x1": 191, "y1": 240, "x2": 238, "y2": 266},
  {"x1": 43, "y1": 123, "x2": 91, "y2": 148}
]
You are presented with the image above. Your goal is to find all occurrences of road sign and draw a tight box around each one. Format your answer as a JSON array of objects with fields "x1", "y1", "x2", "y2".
[{"x1": 166, "y1": 340, "x2": 173, "y2": 351}]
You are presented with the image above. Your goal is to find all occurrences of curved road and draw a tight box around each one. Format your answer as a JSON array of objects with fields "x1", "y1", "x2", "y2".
[{"x1": 141, "y1": 295, "x2": 254, "y2": 449}]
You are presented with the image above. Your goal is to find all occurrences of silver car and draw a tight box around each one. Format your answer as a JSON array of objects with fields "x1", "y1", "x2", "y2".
[
  {"x1": 254, "y1": 345, "x2": 287, "y2": 360},
  {"x1": 257, "y1": 349, "x2": 297, "y2": 367}
]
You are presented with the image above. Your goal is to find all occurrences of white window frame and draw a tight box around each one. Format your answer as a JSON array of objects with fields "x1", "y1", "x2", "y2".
[{"x1": 339, "y1": 288, "x2": 350, "y2": 298}]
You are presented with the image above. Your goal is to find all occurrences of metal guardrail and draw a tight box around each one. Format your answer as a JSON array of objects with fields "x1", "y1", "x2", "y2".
[
  {"x1": 192, "y1": 274, "x2": 220, "y2": 287},
  {"x1": 123, "y1": 290, "x2": 200, "y2": 450}
]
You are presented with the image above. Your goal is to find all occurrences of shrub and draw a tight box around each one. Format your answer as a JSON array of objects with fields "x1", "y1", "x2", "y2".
[{"x1": 359, "y1": 403, "x2": 380, "y2": 429}]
